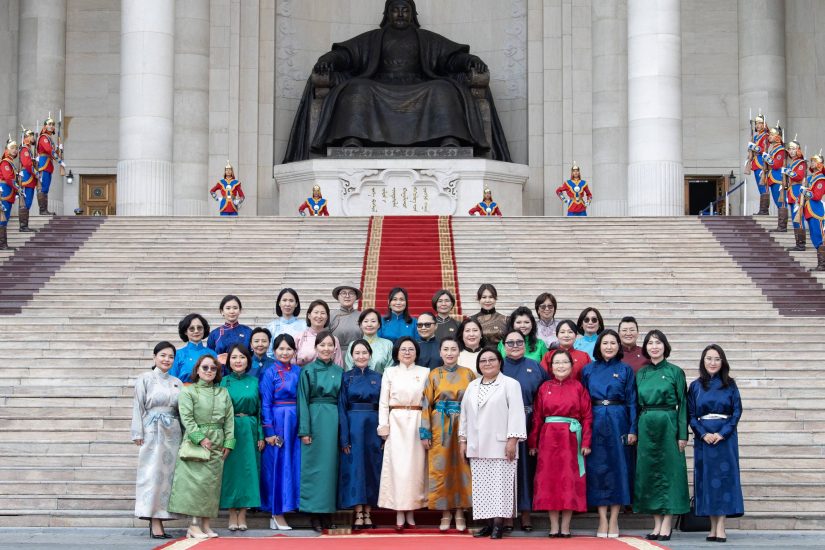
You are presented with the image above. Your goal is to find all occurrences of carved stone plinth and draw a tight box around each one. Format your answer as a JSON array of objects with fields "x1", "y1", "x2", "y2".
[
  {"x1": 326, "y1": 147, "x2": 475, "y2": 160},
  {"x1": 274, "y1": 159, "x2": 529, "y2": 216}
]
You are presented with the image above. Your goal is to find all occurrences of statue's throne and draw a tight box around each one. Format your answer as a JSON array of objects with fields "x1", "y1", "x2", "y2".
[{"x1": 308, "y1": 68, "x2": 494, "y2": 159}]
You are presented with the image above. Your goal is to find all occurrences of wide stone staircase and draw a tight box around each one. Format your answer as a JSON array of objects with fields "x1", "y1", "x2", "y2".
[{"x1": 0, "y1": 215, "x2": 822, "y2": 529}]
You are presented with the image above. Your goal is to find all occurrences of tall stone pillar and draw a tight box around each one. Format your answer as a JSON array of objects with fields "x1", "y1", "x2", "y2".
[
  {"x1": 627, "y1": 0, "x2": 683, "y2": 216},
  {"x1": 117, "y1": 0, "x2": 175, "y2": 215},
  {"x1": 590, "y1": 0, "x2": 627, "y2": 216},
  {"x1": 0, "y1": 1, "x2": 19, "y2": 135},
  {"x1": 173, "y1": 0, "x2": 210, "y2": 216},
  {"x1": 738, "y1": 0, "x2": 785, "y2": 215},
  {"x1": 18, "y1": 0, "x2": 66, "y2": 215}
]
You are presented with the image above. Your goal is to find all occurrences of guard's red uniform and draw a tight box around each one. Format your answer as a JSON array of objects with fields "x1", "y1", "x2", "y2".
[{"x1": 468, "y1": 201, "x2": 502, "y2": 216}]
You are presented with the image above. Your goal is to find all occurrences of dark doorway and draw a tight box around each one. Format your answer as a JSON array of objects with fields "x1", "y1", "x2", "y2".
[{"x1": 685, "y1": 176, "x2": 726, "y2": 215}]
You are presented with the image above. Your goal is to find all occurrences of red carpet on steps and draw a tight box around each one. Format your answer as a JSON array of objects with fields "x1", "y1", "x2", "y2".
[
  {"x1": 157, "y1": 534, "x2": 667, "y2": 550},
  {"x1": 360, "y1": 216, "x2": 462, "y2": 316}
]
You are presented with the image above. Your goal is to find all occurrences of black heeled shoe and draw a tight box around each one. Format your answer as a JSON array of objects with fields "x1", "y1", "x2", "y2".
[
  {"x1": 310, "y1": 516, "x2": 323, "y2": 533},
  {"x1": 707, "y1": 536, "x2": 718, "y2": 542},
  {"x1": 548, "y1": 531, "x2": 560, "y2": 538},
  {"x1": 149, "y1": 525, "x2": 168, "y2": 539},
  {"x1": 490, "y1": 525, "x2": 504, "y2": 539},
  {"x1": 646, "y1": 533, "x2": 660, "y2": 540},
  {"x1": 658, "y1": 531, "x2": 672, "y2": 541},
  {"x1": 474, "y1": 525, "x2": 493, "y2": 538},
  {"x1": 716, "y1": 537, "x2": 727, "y2": 543},
  {"x1": 559, "y1": 533, "x2": 572, "y2": 538}
]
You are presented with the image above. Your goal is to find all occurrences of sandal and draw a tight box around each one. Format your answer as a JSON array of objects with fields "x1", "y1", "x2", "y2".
[
  {"x1": 364, "y1": 511, "x2": 375, "y2": 529},
  {"x1": 353, "y1": 511, "x2": 365, "y2": 530}
]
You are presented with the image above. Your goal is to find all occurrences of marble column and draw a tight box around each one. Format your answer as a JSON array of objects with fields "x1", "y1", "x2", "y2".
[
  {"x1": 738, "y1": 0, "x2": 785, "y2": 215},
  {"x1": 627, "y1": 0, "x2": 683, "y2": 216},
  {"x1": 590, "y1": 0, "x2": 627, "y2": 216},
  {"x1": 173, "y1": 0, "x2": 209, "y2": 216},
  {"x1": 0, "y1": 1, "x2": 19, "y2": 136},
  {"x1": 18, "y1": 0, "x2": 66, "y2": 215},
  {"x1": 117, "y1": 0, "x2": 175, "y2": 215}
]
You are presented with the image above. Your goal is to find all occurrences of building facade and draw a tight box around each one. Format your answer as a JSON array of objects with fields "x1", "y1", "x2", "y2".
[{"x1": 1, "y1": 0, "x2": 823, "y2": 216}]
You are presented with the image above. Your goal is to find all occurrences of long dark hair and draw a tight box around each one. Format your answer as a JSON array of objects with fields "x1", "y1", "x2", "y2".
[
  {"x1": 576, "y1": 306, "x2": 604, "y2": 335},
  {"x1": 384, "y1": 287, "x2": 413, "y2": 324},
  {"x1": 457, "y1": 317, "x2": 487, "y2": 351},
  {"x1": 698, "y1": 344, "x2": 734, "y2": 389},
  {"x1": 275, "y1": 288, "x2": 301, "y2": 318},
  {"x1": 593, "y1": 329, "x2": 624, "y2": 362},
  {"x1": 506, "y1": 306, "x2": 539, "y2": 353}
]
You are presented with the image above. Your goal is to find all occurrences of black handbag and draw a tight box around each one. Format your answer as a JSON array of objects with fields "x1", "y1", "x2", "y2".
[{"x1": 677, "y1": 497, "x2": 711, "y2": 532}]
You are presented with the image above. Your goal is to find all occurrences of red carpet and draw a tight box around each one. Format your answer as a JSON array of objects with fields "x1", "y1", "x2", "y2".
[
  {"x1": 159, "y1": 534, "x2": 668, "y2": 549},
  {"x1": 360, "y1": 216, "x2": 462, "y2": 316}
]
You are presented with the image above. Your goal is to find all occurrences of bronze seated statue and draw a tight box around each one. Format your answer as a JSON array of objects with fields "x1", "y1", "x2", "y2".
[{"x1": 283, "y1": 0, "x2": 511, "y2": 162}]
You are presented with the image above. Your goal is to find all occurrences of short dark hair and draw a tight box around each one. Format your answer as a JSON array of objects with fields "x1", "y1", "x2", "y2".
[
  {"x1": 250, "y1": 327, "x2": 272, "y2": 344},
  {"x1": 191, "y1": 354, "x2": 223, "y2": 384},
  {"x1": 153, "y1": 340, "x2": 176, "y2": 357},
  {"x1": 534, "y1": 292, "x2": 558, "y2": 315},
  {"x1": 475, "y1": 346, "x2": 503, "y2": 375},
  {"x1": 305, "y1": 299, "x2": 331, "y2": 327},
  {"x1": 439, "y1": 336, "x2": 460, "y2": 349},
  {"x1": 593, "y1": 329, "x2": 624, "y2": 362},
  {"x1": 349, "y1": 338, "x2": 374, "y2": 357},
  {"x1": 476, "y1": 283, "x2": 497, "y2": 300},
  {"x1": 506, "y1": 306, "x2": 539, "y2": 353},
  {"x1": 642, "y1": 329, "x2": 672, "y2": 360},
  {"x1": 275, "y1": 288, "x2": 301, "y2": 317},
  {"x1": 576, "y1": 307, "x2": 605, "y2": 335},
  {"x1": 392, "y1": 336, "x2": 420, "y2": 363},
  {"x1": 432, "y1": 289, "x2": 456, "y2": 310},
  {"x1": 272, "y1": 333, "x2": 297, "y2": 353},
  {"x1": 457, "y1": 318, "x2": 487, "y2": 351},
  {"x1": 178, "y1": 313, "x2": 210, "y2": 343},
  {"x1": 384, "y1": 287, "x2": 412, "y2": 324},
  {"x1": 219, "y1": 294, "x2": 243, "y2": 312},
  {"x1": 699, "y1": 344, "x2": 734, "y2": 389},
  {"x1": 548, "y1": 349, "x2": 574, "y2": 373},
  {"x1": 555, "y1": 319, "x2": 578, "y2": 336},
  {"x1": 618, "y1": 316, "x2": 639, "y2": 331},
  {"x1": 358, "y1": 308, "x2": 383, "y2": 328},
  {"x1": 314, "y1": 329, "x2": 336, "y2": 348},
  {"x1": 417, "y1": 311, "x2": 436, "y2": 323},
  {"x1": 226, "y1": 343, "x2": 253, "y2": 373}
]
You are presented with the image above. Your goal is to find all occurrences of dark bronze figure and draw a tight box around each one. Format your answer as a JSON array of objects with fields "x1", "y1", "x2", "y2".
[{"x1": 283, "y1": 0, "x2": 511, "y2": 162}]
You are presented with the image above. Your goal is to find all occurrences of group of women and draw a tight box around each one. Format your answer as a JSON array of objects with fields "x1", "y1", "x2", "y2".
[{"x1": 131, "y1": 283, "x2": 744, "y2": 542}]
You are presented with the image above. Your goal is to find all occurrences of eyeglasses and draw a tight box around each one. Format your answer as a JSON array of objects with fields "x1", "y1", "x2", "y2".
[
  {"x1": 199, "y1": 365, "x2": 219, "y2": 372},
  {"x1": 339, "y1": 290, "x2": 356, "y2": 297},
  {"x1": 478, "y1": 358, "x2": 498, "y2": 365},
  {"x1": 552, "y1": 361, "x2": 572, "y2": 366},
  {"x1": 187, "y1": 326, "x2": 204, "y2": 332},
  {"x1": 504, "y1": 340, "x2": 525, "y2": 348},
  {"x1": 584, "y1": 317, "x2": 599, "y2": 323},
  {"x1": 537, "y1": 304, "x2": 555, "y2": 310},
  {"x1": 418, "y1": 322, "x2": 435, "y2": 328},
  {"x1": 399, "y1": 348, "x2": 416, "y2": 354},
  {"x1": 705, "y1": 357, "x2": 723, "y2": 363}
]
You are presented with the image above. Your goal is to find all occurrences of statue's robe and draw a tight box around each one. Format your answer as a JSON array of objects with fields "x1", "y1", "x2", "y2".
[{"x1": 283, "y1": 27, "x2": 512, "y2": 163}]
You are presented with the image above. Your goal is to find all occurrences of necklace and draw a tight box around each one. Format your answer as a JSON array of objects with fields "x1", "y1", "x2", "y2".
[{"x1": 480, "y1": 376, "x2": 497, "y2": 385}]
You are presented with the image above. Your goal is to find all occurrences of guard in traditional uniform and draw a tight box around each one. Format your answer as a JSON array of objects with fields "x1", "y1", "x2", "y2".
[
  {"x1": 802, "y1": 152, "x2": 825, "y2": 271},
  {"x1": 210, "y1": 161, "x2": 245, "y2": 216},
  {"x1": 0, "y1": 136, "x2": 20, "y2": 250},
  {"x1": 556, "y1": 162, "x2": 591, "y2": 216},
  {"x1": 762, "y1": 122, "x2": 786, "y2": 219},
  {"x1": 746, "y1": 114, "x2": 770, "y2": 215},
  {"x1": 298, "y1": 185, "x2": 329, "y2": 216},
  {"x1": 782, "y1": 138, "x2": 808, "y2": 249},
  {"x1": 468, "y1": 187, "x2": 502, "y2": 216},
  {"x1": 17, "y1": 128, "x2": 37, "y2": 232},
  {"x1": 36, "y1": 116, "x2": 64, "y2": 215}
]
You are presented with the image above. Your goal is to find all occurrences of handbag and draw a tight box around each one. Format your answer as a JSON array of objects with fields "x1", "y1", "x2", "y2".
[
  {"x1": 178, "y1": 438, "x2": 210, "y2": 462},
  {"x1": 677, "y1": 497, "x2": 711, "y2": 532}
]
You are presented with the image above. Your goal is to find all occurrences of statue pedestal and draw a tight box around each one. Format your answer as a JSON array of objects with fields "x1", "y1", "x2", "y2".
[{"x1": 274, "y1": 158, "x2": 529, "y2": 216}]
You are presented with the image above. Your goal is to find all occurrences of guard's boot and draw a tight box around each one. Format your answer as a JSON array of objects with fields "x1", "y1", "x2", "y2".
[
  {"x1": 771, "y1": 206, "x2": 789, "y2": 232},
  {"x1": 0, "y1": 226, "x2": 8, "y2": 250},
  {"x1": 18, "y1": 207, "x2": 34, "y2": 232},
  {"x1": 37, "y1": 192, "x2": 53, "y2": 215},
  {"x1": 787, "y1": 228, "x2": 806, "y2": 251},
  {"x1": 756, "y1": 193, "x2": 770, "y2": 215},
  {"x1": 813, "y1": 247, "x2": 825, "y2": 272}
]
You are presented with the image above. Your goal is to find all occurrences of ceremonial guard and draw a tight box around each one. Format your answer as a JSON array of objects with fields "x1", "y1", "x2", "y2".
[
  {"x1": 0, "y1": 136, "x2": 20, "y2": 250},
  {"x1": 782, "y1": 138, "x2": 808, "y2": 248},
  {"x1": 210, "y1": 162, "x2": 245, "y2": 216},
  {"x1": 745, "y1": 114, "x2": 770, "y2": 215},
  {"x1": 36, "y1": 115, "x2": 65, "y2": 215},
  {"x1": 556, "y1": 162, "x2": 591, "y2": 216},
  {"x1": 17, "y1": 128, "x2": 37, "y2": 232},
  {"x1": 468, "y1": 188, "x2": 502, "y2": 216},
  {"x1": 802, "y1": 152, "x2": 825, "y2": 271},
  {"x1": 762, "y1": 122, "x2": 786, "y2": 217},
  {"x1": 298, "y1": 185, "x2": 329, "y2": 216}
]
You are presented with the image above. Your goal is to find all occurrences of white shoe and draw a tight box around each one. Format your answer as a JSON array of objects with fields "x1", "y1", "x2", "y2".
[
  {"x1": 271, "y1": 516, "x2": 292, "y2": 530},
  {"x1": 596, "y1": 532, "x2": 608, "y2": 538},
  {"x1": 608, "y1": 533, "x2": 619, "y2": 538},
  {"x1": 186, "y1": 527, "x2": 209, "y2": 539}
]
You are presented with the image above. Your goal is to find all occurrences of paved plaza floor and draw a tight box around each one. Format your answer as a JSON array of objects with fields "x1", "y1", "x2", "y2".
[{"x1": 0, "y1": 528, "x2": 823, "y2": 550}]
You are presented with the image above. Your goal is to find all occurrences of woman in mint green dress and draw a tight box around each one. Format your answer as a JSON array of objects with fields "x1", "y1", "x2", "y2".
[
  {"x1": 219, "y1": 344, "x2": 264, "y2": 530},
  {"x1": 167, "y1": 355, "x2": 236, "y2": 540}
]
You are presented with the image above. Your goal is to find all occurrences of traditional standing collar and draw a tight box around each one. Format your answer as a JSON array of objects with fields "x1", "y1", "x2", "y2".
[
  {"x1": 223, "y1": 321, "x2": 239, "y2": 329},
  {"x1": 441, "y1": 363, "x2": 459, "y2": 372},
  {"x1": 153, "y1": 367, "x2": 171, "y2": 379},
  {"x1": 479, "y1": 307, "x2": 496, "y2": 315},
  {"x1": 230, "y1": 371, "x2": 246, "y2": 380}
]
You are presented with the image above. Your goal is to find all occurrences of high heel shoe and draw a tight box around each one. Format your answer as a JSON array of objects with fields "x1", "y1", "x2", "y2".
[
  {"x1": 658, "y1": 531, "x2": 672, "y2": 541},
  {"x1": 271, "y1": 515, "x2": 292, "y2": 530},
  {"x1": 646, "y1": 533, "x2": 660, "y2": 540},
  {"x1": 186, "y1": 527, "x2": 209, "y2": 539},
  {"x1": 455, "y1": 515, "x2": 466, "y2": 532},
  {"x1": 439, "y1": 516, "x2": 452, "y2": 532},
  {"x1": 354, "y1": 511, "x2": 366, "y2": 530},
  {"x1": 363, "y1": 512, "x2": 375, "y2": 529}
]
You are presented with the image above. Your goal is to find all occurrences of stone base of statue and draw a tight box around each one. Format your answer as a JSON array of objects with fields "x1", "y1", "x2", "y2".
[{"x1": 274, "y1": 154, "x2": 528, "y2": 216}]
